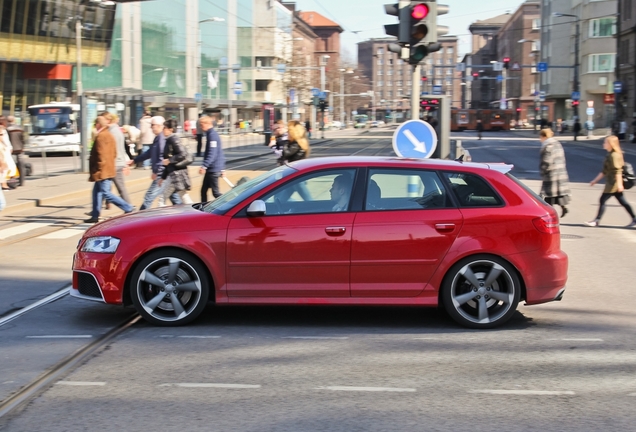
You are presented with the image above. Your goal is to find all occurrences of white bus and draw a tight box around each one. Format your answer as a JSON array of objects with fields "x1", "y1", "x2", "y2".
[{"x1": 26, "y1": 102, "x2": 81, "y2": 154}]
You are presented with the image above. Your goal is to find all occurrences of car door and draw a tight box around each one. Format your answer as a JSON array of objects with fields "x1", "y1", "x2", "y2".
[
  {"x1": 350, "y1": 168, "x2": 463, "y2": 297},
  {"x1": 226, "y1": 169, "x2": 358, "y2": 298}
]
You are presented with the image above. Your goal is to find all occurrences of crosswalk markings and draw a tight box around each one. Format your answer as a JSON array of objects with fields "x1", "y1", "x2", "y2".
[
  {"x1": 39, "y1": 224, "x2": 90, "y2": 239},
  {"x1": 0, "y1": 222, "x2": 53, "y2": 240}
]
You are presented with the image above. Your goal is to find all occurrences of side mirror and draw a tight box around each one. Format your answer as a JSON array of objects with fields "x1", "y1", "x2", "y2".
[{"x1": 246, "y1": 200, "x2": 266, "y2": 217}]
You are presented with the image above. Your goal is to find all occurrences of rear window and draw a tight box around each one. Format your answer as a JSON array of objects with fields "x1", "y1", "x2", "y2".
[
  {"x1": 443, "y1": 172, "x2": 503, "y2": 207},
  {"x1": 505, "y1": 173, "x2": 548, "y2": 206}
]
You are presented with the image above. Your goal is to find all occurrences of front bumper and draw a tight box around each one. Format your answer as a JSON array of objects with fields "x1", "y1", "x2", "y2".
[{"x1": 72, "y1": 252, "x2": 131, "y2": 304}]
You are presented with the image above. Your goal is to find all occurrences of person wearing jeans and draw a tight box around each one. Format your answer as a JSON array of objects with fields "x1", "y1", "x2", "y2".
[
  {"x1": 130, "y1": 115, "x2": 181, "y2": 210},
  {"x1": 199, "y1": 115, "x2": 225, "y2": 202},
  {"x1": 85, "y1": 116, "x2": 135, "y2": 223}
]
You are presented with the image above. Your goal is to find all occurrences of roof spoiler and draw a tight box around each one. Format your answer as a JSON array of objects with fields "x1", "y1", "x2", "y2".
[{"x1": 487, "y1": 163, "x2": 514, "y2": 174}]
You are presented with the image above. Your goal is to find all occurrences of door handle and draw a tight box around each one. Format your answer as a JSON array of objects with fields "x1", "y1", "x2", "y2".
[
  {"x1": 435, "y1": 223, "x2": 456, "y2": 232},
  {"x1": 325, "y1": 226, "x2": 346, "y2": 236}
]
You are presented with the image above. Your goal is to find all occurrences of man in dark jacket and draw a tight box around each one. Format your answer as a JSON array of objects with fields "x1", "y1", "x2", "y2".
[
  {"x1": 85, "y1": 116, "x2": 135, "y2": 223},
  {"x1": 130, "y1": 116, "x2": 182, "y2": 210},
  {"x1": 199, "y1": 115, "x2": 225, "y2": 202},
  {"x1": 573, "y1": 119, "x2": 581, "y2": 141},
  {"x1": 476, "y1": 119, "x2": 484, "y2": 140},
  {"x1": 6, "y1": 116, "x2": 26, "y2": 186}
]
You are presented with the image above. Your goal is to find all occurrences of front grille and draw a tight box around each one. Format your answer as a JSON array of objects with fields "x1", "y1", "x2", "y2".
[{"x1": 77, "y1": 272, "x2": 102, "y2": 298}]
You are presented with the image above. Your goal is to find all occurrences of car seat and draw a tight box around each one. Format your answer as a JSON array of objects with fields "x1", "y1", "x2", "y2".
[{"x1": 366, "y1": 179, "x2": 382, "y2": 209}]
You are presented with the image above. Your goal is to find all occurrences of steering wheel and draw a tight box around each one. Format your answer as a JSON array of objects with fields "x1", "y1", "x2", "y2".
[{"x1": 274, "y1": 197, "x2": 284, "y2": 215}]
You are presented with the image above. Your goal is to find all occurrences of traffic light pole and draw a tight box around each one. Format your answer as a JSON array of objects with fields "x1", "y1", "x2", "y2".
[{"x1": 411, "y1": 64, "x2": 421, "y2": 120}]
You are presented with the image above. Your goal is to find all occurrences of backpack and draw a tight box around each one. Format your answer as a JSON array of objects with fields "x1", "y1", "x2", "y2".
[{"x1": 623, "y1": 162, "x2": 635, "y2": 190}]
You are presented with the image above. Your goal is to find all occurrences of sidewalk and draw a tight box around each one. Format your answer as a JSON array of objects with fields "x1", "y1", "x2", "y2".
[{"x1": 510, "y1": 128, "x2": 608, "y2": 142}]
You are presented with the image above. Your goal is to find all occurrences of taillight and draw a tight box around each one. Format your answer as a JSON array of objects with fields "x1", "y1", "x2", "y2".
[{"x1": 533, "y1": 215, "x2": 560, "y2": 234}]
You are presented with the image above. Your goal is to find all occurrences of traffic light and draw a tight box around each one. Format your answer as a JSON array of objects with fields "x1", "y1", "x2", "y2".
[
  {"x1": 319, "y1": 100, "x2": 328, "y2": 111},
  {"x1": 503, "y1": 57, "x2": 510, "y2": 70},
  {"x1": 472, "y1": 72, "x2": 479, "y2": 78},
  {"x1": 571, "y1": 100, "x2": 579, "y2": 108},
  {"x1": 407, "y1": 2, "x2": 450, "y2": 65},
  {"x1": 383, "y1": 3, "x2": 410, "y2": 44},
  {"x1": 421, "y1": 76, "x2": 427, "y2": 82}
]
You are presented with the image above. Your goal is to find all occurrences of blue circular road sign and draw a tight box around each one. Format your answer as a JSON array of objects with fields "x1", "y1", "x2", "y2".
[{"x1": 392, "y1": 119, "x2": 438, "y2": 159}]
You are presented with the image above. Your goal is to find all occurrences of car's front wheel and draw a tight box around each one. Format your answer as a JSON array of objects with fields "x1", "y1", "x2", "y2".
[
  {"x1": 442, "y1": 255, "x2": 520, "y2": 329},
  {"x1": 129, "y1": 249, "x2": 210, "y2": 326}
]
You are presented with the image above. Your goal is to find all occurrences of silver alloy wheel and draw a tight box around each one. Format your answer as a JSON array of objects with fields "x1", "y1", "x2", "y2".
[
  {"x1": 136, "y1": 257, "x2": 203, "y2": 323},
  {"x1": 449, "y1": 259, "x2": 516, "y2": 326}
]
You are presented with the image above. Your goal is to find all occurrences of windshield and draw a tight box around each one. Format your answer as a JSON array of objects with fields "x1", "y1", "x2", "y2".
[
  {"x1": 29, "y1": 107, "x2": 76, "y2": 135},
  {"x1": 202, "y1": 165, "x2": 296, "y2": 215}
]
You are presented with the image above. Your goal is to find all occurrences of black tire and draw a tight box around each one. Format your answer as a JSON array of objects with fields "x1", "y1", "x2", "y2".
[
  {"x1": 129, "y1": 249, "x2": 210, "y2": 326},
  {"x1": 441, "y1": 255, "x2": 520, "y2": 329}
]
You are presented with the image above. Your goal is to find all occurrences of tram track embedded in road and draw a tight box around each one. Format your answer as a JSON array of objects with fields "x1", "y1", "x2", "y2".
[{"x1": 0, "y1": 313, "x2": 141, "y2": 422}]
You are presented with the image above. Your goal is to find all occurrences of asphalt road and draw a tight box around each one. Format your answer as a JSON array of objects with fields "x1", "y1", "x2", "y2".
[{"x1": 2, "y1": 131, "x2": 636, "y2": 431}]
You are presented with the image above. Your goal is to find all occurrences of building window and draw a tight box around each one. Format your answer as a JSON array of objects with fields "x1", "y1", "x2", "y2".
[
  {"x1": 447, "y1": 58, "x2": 453, "y2": 65},
  {"x1": 387, "y1": 69, "x2": 393, "y2": 76},
  {"x1": 624, "y1": 0, "x2": 633, "y2": 20},
  {"x1": 396, "y1": 80, "x2": 402, "y2": 86},
  {"x1": 439, "y1": 48, "x2": 445, "y2": 54},
  {"x1": 434, "y1": 80, "x2": 441, "y2": 86},
  {"x1": 446, "y1": 69, "x2": 452, "y2": 75},
  {"x1": 397, "y1": 89, "x2": 403, "y2": 96},
  {"x1": 377, "y1": 58, "x2": 383, "y2": 65},
  {"x1": 255, "y1": 80, "x2": 269, "y2": 91},
  {"x1": 446, "y1": 80, "x2": 452, "y2": 86},
  {"x1": 588, "y1": 53, "x2": 615, "y2": 72},
  {"x1": 397, "y1": 69, "x2": 403, "y2": 75},
  {"x1": 447, "y1": 47, "x2": 454, "y2": 54},
  {"x1": 436, "y1": 59, "x2": 442, "y2": 65},
  {"x1": 620, "y1": 40, "x2": 630, "y2": 66},
  {"x1": 426, "y1": 58, "x2": 432, "y2": 64},
  {"x1": 436, "y1": 69, "x2": 442, "y2": 76},
  {"x1": 589, "y1": 18, "x2": 616, "y2": 37},
  {"x1": 388, "y1": 58, "x2": 393, "y2": 65},
  {"x1": 378, "y1": 70, "x2": 383, "y2": 76},
  {"x1": 531, "y1": 41, "x2": 540, "y2": 52},
  {"x1": 407, "y1": 80, "x2": 411, "y2": 86},
  {"x1": 377, "y1": 80, "x2": 383, "y2": 87},
  {"x1": 532, "y1": 19, "x2": 540, "y2": 30},
  {"x1": 387, "y1": 91, "x2": 393, "y2": 97},
  {"x1": 377, "y1": 47, "x2": 384, "y2": 55},
  {"x1": 397, "y1": 59, "x2": 403, "y2": 65}
]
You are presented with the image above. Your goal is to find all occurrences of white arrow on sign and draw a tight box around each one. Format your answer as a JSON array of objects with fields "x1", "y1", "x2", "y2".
[{"x1": 403, "y1": 129, "x2": 426, "y2": 153}]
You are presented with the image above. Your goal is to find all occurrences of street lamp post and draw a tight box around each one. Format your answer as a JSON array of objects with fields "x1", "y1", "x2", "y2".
[
  {"x1": 518, "y1": 39, "x2": 541, "y2": 131},
  {"x1": 553, "y1": 12, "x2": 580, "y2": 122},
  {"x1": 197, "y1": 17, "x2": 225, "y2": 114},
  {"x1": 339, "y1": 68, "x2": 354, "y2": 125}
]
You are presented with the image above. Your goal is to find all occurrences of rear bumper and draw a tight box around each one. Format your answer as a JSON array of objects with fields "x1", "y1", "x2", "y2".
[{"x1": 510, "y1": 250, "x2": 568, "y2": 305}]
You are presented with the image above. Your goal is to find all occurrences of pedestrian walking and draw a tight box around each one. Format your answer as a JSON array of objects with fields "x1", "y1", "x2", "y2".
[
  {"x1": 6, "y1": 116, "x2": 26, "y2": 186},
  {"x1": 573, "y1": 119, "x2": 581, "y2": 141},
  {"x1": 282, "y1": 120, "x2": 310, "y2": 163},
  {"x1": 476, "y1": 119, "x2": 484, "y2": 140},
  {"x1": 305, "y1": 119, "x2": 312, "y2": 139},
  {"x1": 160, "y1": 119, "x2": 193, "y2": 204},
  {"x1": 129, "y1": 116, "x2": 182, "y2": 209},
  {"x1": 618, "y1": 120, "x2": 627, "y2": 141},
  {"x1": 195, "y1": 113, "x2": 204, "y2": 157},
  {"x1": 539, "y1": 128, "x2": 571, "y2": 218},
  {"x1": 138, "y1": 111, "x2": 154, "y2": 169},
  {"x1": 102, "y1": 112, "x2": 132, "y2": 205},
  {"x1": 122, "y1": 124, "x2": 140, "y2": 160},
  {"x1": 0, "y1": 126, "x2": 16, "y2": 190},
  {"x1": 584, "y1": 135, "x2": 636, "y2": 227},
  {"x1": 0, "y1": 141, "x2": 6, "y2": 211},
  {"x1": 84, "y1": 116, "x2": 135, "y2": 223},
  {"x1": 199, "y1": 115, "x2": 225, "y2": 202}
]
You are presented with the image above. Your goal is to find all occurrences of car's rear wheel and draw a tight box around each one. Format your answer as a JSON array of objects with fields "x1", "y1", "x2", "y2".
[
  {"x1": 442, "y1": 255, "x2": 520, "y2": 329},
  {"x1": 130, "y1": 250, "x2": 210, "y2": 326}
]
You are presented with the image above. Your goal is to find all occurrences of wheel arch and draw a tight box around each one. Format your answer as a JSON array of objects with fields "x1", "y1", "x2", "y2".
[
  {"x1": 122, "y1": 246, "x2": 216, "y2": 306},
  {"x1": 437, "y1": 253, "x2": 527, "y2": 308}
]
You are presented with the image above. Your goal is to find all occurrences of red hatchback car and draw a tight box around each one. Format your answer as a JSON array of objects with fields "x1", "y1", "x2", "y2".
[{"x1": 72, "y1": 157, "x2": 568, "y2": 329}]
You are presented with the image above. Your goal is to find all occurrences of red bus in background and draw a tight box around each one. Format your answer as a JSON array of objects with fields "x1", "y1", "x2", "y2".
[{"x1": 451, "y1": 109, "x2": 514, "y2": 131}]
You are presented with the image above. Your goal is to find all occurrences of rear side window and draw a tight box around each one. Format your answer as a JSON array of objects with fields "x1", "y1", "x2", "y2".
[
  {"x1": 443, "y1": 172, "x2": 503, "y2": 207},
  {"x1": 366, "y1": 168, "x2": 452, "y2": 210}
]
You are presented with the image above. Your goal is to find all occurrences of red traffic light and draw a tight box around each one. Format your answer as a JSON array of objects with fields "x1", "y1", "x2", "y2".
[
  {"x1": 472, "y1": 72, "x2": 479, "y2": 77},
  {"x1": 503, "y1": 57, "x2": 510, "y2": 63},
  {"x1": 516, "y1": 108, "x2": 521, "y2": 112},
  {"x1": 411, "y1": 3, "x2": 429, "y2": 19},
  {"x1": 421, "y1": 76, "x2": 427, "y2": 81},
  {"x1": 572, "y1": 100, "x2": 579, "y2": 106}
]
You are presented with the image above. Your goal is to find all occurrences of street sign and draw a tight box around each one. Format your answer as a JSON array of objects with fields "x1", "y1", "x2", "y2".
[
  {"x1": 496, "y1": 75, "x2": 503, "y2": 82},
  {"x1": 537, "y1": 62, "x2": 548, "y2": 72},
  {"x1": 234, "y1": 81, "x2": 242, "y2": 95},
  {"x1": 511, "y1": 62, "x2": 521, "y2": 71},
  {"x1": 571, "y1": 91, "x2": 581, "y2": 101},
  {"x1": 392, "y1": 119, "x2": 438, "y2": 159},
  {"x1": 318, "y1": 91, "x2": 327, "y2": 100},
  {"x1": 492, "y1": 62, "x2": 503, "y2": 71},
  {"x1": 311, "y1": 88, "x2": 320, "y2": 97},
  {"x1": 432, "y1": 85, "x2": 442, "y2": 95},
  {"x1": 276, "y1": 63, "x2": 286, "y2": 74},
  {"x1": 539, "y1": 91, "x2": 546, "y2": 102},
  {"x1": 194, "y1": 93, "x2": 202, "y2": 103},
  {"x1": 614, "y1": 81, "x2": 623, "y2": 93},
  {"x1": 586, "y1": 107, "x2": 595, "y2": 116}
]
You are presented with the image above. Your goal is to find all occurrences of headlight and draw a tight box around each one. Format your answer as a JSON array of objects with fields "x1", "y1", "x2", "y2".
[{"x1": 81, "y1": 236, "x2": 121, "y2": 253}]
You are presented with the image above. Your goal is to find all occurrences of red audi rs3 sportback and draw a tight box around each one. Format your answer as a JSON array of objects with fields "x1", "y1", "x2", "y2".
[{"x1": 72, "y1": 157, "x2": 568, "y2": 329}]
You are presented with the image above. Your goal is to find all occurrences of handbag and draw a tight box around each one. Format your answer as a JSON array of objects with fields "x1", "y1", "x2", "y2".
[{"x1": 623, "y1": 162, "x2": 635, "y2": 190}]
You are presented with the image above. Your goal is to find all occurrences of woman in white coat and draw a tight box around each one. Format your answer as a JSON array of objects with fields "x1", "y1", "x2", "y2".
[{"x1": 0, "y1": 126, "x2": 16, "y2": 190}]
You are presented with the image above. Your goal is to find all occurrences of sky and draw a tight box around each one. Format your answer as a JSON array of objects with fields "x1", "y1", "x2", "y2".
[{"x1": 292, "y1": 0, "x2": 521, "y2": 62}]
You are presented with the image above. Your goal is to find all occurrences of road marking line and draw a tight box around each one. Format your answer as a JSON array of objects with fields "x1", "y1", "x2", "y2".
[
  {"x1": 548, "y1": 338, "x2": 604, "y2": 342},
  {"x1": 55, "y1": 381, "x2": 106, "y2": 386},
  {"x1": 26, "y1": 335, "x2": 93, "y2": 339},
  {"x1": 159, "y1": 383, "x2": 261, "y2": 389},
  {"x1": 0, "y1": 286, "x2": 70, "y2": 327},
  {"x1": 413, "y1": 337, "x2": 439, "y2": 340},
  {"x1": 178, "y1": 335, "x2": 221, "y2": 339},
  {"x1": 39, "y1": 227, "x2": 88, "y2": 239},
  {"x1": 282, "y1": 336, "x2": 348, "y2": 340},
  {"x1": 317, "y1": 386, "x2": 416, "y2": 393},
  {"x1": 470, "y1": 390, "x2": 575, "y2": 396},
  {"x1": 0, "y1": 222, "x2": 54, "y2": 240}
]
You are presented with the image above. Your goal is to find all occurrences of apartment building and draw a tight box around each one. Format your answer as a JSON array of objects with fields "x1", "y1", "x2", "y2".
[
  {"x1": 617, "y1": 0, "x2": 636, "y2": 123},
  {"x1": 358, "y1": 36, "x2": 461, "y2": 118}
]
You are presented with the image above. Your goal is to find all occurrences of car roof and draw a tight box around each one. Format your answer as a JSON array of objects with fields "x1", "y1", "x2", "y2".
[{"x1": 289, "y1": 156, "x2": 513, "y2": 174}]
